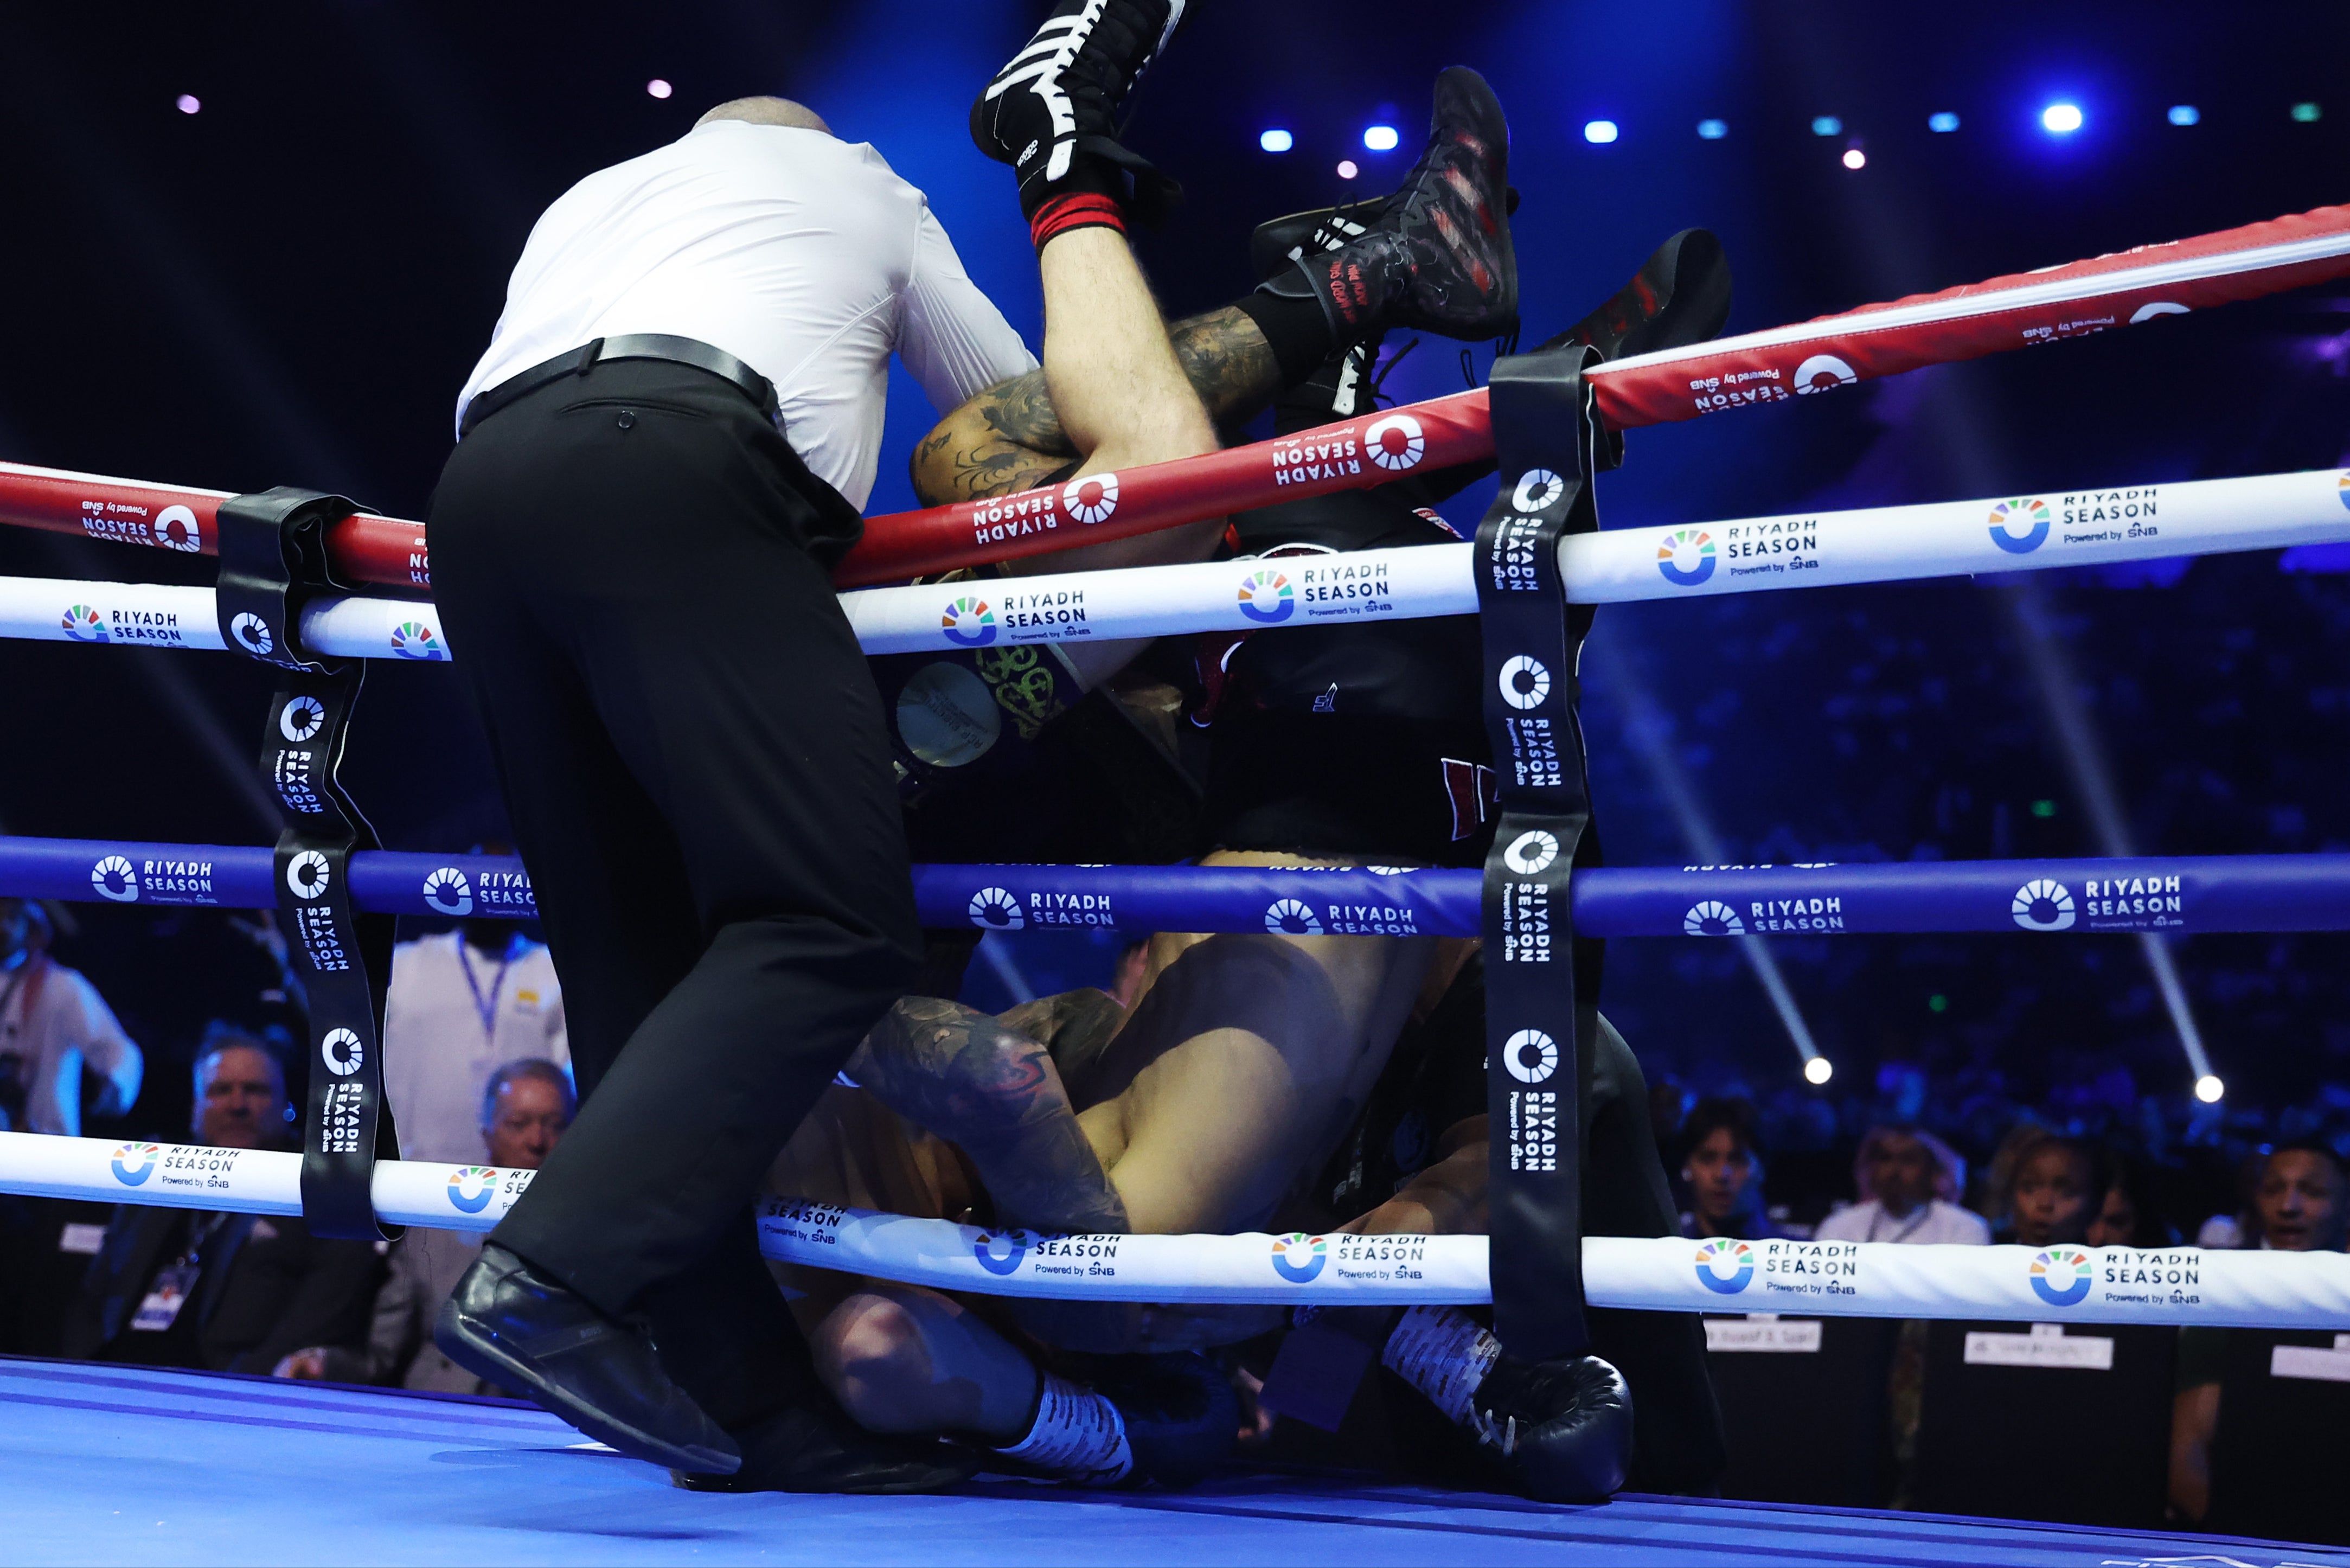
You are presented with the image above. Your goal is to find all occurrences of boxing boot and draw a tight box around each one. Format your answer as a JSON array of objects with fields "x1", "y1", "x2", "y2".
[
  {"x1": 1256, "y1": 67, "x2": 1516, "y2": 342},
  {"x1": 673, "y1": 1398, "x2": 977, "y2": 1495},
  {"x1": 1539, "y1": 227, "x2": 1732, "y2": 361},
  {"x1": 971, "y1": 0, "x2": 1187, "y2": 228},
  {"x1": 985, "y1": 1353, "x2": 1237, "y2": 1488},
  {"x1": 1468, "y1": 1350, "x2": 1635, "y2": 1504}
]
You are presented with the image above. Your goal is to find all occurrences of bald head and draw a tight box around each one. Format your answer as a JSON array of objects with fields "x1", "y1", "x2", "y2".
[{"x1": 698, "y1": 96, "x2": 831, "y2": 136}]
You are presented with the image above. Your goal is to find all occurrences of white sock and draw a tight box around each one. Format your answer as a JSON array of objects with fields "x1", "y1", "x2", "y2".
[
  {"x1": 1381, "y1": 1305, "x2": 1503, "y2": 1426},
  {"x1": 991, "y1": 1371, "x2": 1133, "y2": 1486}
]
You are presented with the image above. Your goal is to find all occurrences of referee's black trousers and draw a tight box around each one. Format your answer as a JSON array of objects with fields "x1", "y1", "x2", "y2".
[{"x1": 427, "y1": 359, "x2": 921, "y2": 1429}]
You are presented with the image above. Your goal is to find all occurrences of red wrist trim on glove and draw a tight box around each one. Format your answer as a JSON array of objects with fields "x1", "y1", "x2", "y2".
[{"x1": 1030, "y1": 192, "x2": 1127, "y2": 253}]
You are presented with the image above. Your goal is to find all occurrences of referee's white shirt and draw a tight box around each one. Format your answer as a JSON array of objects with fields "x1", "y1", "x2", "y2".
[{"x1": 457, "y1": 119, "x2": 1036, "y2": 511}]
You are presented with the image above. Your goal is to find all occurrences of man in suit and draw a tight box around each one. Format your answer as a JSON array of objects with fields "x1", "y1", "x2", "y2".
[{"x1": 61, "y1": 1028, "x2": 380, "y2": 1373}]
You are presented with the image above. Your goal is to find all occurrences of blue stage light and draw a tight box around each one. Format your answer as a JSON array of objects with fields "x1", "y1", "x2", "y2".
[
  {"x1": 1259, "y1": 128, "x2": 1293, "y2": 152},
  {"x1": 1928, "y1": 111, "x2": 1960, "y2": 133},
  {"x1": 1811, "y1": 115, "x2": 1842, "y2": 137},
  {"x1": 1362, "y1": 124, "x2": 1399, "y2": 152},
  {"x1": 1696, "y1": 118, "x2": 1727, "y2": 140},
  {"x1": 2042, "y1": 103, "x2": 2084, "y2": 133},
  {"x1": 1583, "y1": 119, "x2": 1619, "y2": 144},
  {"x1": 2293, "y1": 101, "x2": 2322, "y2": 123},
  {"x1": 2167, "y1": 105, "x2": 2199, "y2": 126}
]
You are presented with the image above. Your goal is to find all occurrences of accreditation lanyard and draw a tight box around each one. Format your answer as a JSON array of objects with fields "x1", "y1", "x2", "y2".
[
  {"x1": 131, "y1": 1213, "x2": 229, "y2": 1332},
  {"x1": 456, "y1": 936, "x2": 516, "y2": 1045}
]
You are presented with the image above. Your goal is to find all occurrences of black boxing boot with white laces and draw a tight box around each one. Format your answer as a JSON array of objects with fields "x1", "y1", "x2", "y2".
[{"x1": 971, "y1": 0, "x2": 1187, "y2": 250}]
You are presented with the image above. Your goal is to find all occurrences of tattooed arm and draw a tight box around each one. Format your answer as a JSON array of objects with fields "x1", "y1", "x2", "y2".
[{"x1": 908, "y1": 305, "x2": 1284, "y2": 508}]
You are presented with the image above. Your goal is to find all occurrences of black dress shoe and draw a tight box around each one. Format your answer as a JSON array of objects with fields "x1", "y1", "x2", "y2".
[
  {"x1": 671, "y1": 1401, "x2": 976, "y2": 1495},
  {"x1": 433, "y1": 1241, "x2": 740, "y2": 1475}
]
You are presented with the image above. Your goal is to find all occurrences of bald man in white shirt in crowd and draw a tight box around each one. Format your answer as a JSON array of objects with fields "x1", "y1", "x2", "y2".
[{"x1": 426, "y1": 74, "x2": 1214, "y2": 1495}]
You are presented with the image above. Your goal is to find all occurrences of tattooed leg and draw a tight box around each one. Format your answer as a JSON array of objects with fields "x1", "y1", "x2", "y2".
[{"x1": 844, "y1": 996, "x2": 1129, "y2": 1237}]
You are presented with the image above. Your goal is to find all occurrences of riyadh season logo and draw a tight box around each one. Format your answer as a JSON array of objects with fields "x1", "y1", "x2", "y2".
[
  {"x1": 2011, "y1": 879, "x2": 2077, "y2": 932},
  {"x1": 111, "y1": 1141, "x2": 161, "y2": 1186},
  {"x1": 1236, "y1": 569, "x2": 1296, "y2": 624},
  {"x1": 230, "y1": 612, "x2": 275, "y2": 657},
  {"x1": 1694, "y1": 1238, "x2": 1756, "y2": 1295},
  {"x1": 1503, "y1": 830, "x2": 1559, "y2": 875},
  {"x1": 1655, "y1": 528, "x2": 1717, "y2": 587},
  {"x1": 940, "y1": 596, "x2": 997, "y2": 647},
  {"x1": 1988, "y1": 497, "x2": 2052, "y2": 555},
  {"x1": 1270, "y1": 1232, "x2": 1328, "y2": 1283},
  {"x1": 60, "y1": 604, "x2": 107, "y2": 643},
  {"x1": 1511, "y1": 468, "x2": 1566, "y2": 514},
  {"x1": 155, "y1": 504, "x2": 202, "y2": 553},
  {"x1": 1063, "y1": 472, "x2": 1119, "y2": 525},
  {"x1": 967, "y1": 887, "x2": 1024, "y2": 931},
  {"x1": 1265, "y1": 898, "x2": 1323, "y2": 936},
  {"x1": 1793, "y1": 353, "x2": 1857, "y2": 394},
  {"x1": 91, "y1": 855, "x2": 139, "y2": 903},
  {"x1": 280, "y1": 695, "x2": 326, "y2": 744},
  {"x1": 1363, "y1": 413, "x2": 1426, "y2": 471},
  {"x1": 423, "y1": 867, "x2": 473, "y2": 917},
  {"x1": 321, "y1": 1028, "x2": 364, "y2": 1078},
  {"x1": 1503, "y1": 1028, "x2": 1560, "y2": 1085},
  {"x1": 2339, "y1": 472, "x2": 2350, "y2": 514},
  {"x1": 974, "y1": 1230, "x2": 1031, "y2": 1276},
  {"x1": 446, "y1": 1166, "x2": 498, "y2": 1215},
  {"x1": 1683, "y1": 900, "x2": 1745, "y2": 937},
  {"x1": 287, "y1": 851, "x2": 331, "y2": 900},
  {"x1": 389, "y1": 620, "x2": 445, "y2": 660},
  {"x1": 1499, "y1": 655, "x2": 1551, "y2": 711},
  {"x1": 2029, "y1": 1246, "x2": 2095, "y2": 1307}
]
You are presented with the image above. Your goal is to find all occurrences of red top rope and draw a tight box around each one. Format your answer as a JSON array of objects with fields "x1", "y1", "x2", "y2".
[{"x1": 3, "y1": 202, "x2": 2345, "y2": 592}]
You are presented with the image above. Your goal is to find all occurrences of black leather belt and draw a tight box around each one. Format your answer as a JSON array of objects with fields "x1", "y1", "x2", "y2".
[{"x1": 458, "y1": 332, "x2": 780, "y2": 437}]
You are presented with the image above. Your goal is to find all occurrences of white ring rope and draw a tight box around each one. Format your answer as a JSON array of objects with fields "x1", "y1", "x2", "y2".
[
  {"x1": 7, "y1": 1131, "x2": 2343, "y2": 1326},
  {"x1": 0, "y1": 467, "x2": 2339, "y2": 664}
]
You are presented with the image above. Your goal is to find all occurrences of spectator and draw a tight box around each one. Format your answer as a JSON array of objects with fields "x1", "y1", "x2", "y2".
[
  {"x1": 2085, "y1": 1153, "x2": 2176, "y2": 1250},
  {"x1": 2170, "y1": 1142, "x2": 2348, "y2": 1522},
  {"x1": 1998, "y1": 1132, "x2": 2111, "y2": 1249},
  {"x1": 1679, "y1": 1097, "x2": 1775, "y2": 1239},
  {"x1": 1814, "y1": 1125, "x2": 1991, "y2": 1245},
  {"x1": 59, "y1": 1027, "x2": 381, "y2": 1373},
  {"x1": 274, "y1": 1059, "x2": 577, "y2": 1392},
  {"x1": 382, "y1": 892, "x2": 567, "y2": 1164},
  {"x1": 0, "y1": 898, "x2": 143, "y2": 1136}
]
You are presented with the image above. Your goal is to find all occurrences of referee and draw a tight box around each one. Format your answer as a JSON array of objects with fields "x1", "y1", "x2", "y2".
[{"x1": 427, "y1": 96, "x2": 1034, "y2": 1493}]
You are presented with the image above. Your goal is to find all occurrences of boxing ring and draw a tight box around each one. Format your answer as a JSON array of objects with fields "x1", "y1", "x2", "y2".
[{"x1": 2, "y1": 203, "x2": 2349, "y2": 1562}]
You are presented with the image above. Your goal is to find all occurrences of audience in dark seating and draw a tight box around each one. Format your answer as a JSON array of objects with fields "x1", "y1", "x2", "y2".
[
  {"x1": 1995, "y1": 1131, "x2": 2111, "y2": 1249},
  {"x1": 1678, "y1": 1097, "x2": 1777, "y2": 1238},
  {"x1": 381, "y1": 896, "x2": 568, "y2": 1166},
  {"x1": 273, "y1": 1059, "x2": 576, "y2": 1393},
  {"x1": 1814, "y1": 1125, "x2": 1991, "y2": 1245},
  {"x1": 0, "y1": 898, "x2": 143, "y2": 1137},
  {"x1": 59, "y1": 1025, "x2": 383, "y2": 1373},
  {"x1": 2085, "y1": 1154, "x2": 2178, "y2": 1250}
]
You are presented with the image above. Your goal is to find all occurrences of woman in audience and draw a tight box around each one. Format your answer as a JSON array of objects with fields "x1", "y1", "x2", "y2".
[{"x1": 1677, "y1": 1097, "x2": 1776, "y2": 1239}]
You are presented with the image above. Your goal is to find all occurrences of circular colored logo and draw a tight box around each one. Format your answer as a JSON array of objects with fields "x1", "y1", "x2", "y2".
[
  {"x1": 1683, "y1": 900, "x2": 1744, "y2": 937},
  {"x1": 940, "y1": 596, "x2": 997, "y2": 647},
  {"x1": 287, "y1": 851, "x2": 331, "y2": 900},
  {"x1": 2029, "y1": 1246, "x2": 2094, "y2": 1307},
  {"x1": 1988, "y1": 498, "x2": 2052, "y2": 555},
  {"x1": 1512, "y1": 468, "x2": 1566, "y2": 514},
  {"x1": 1503, "y1": 830, "x2": 1559, "y2": 875},
  {"x1": 1498, "y1": 655, "x2": 1551, "y2": 711},
  {"x1": 1503, "y1": 1028, "x2": 1560, "y2": 1084},
  {"x1": 155, "y1": 505, "x2": 202, "y2": 553},
  {"x1": 111, "y1": 1142, "x2": 161, "y2": 1186},
  {"x1": 60, "y1": 604, "x2": 107, "y2": 643},
  {"x1": 1265, "y1": 898, "x2": 1323, "y2": 936},
  {"x1": 280, "y1": 695, "x2": 326, "y2": 744},
  {"x1": 1271, "y1": 1232, "x2": 1328, "y2": 1283},
  {"x1": 1694, "y1": 1238, "x2": 1755, "y2": 1294},
  {"x1": 423, "y1": 867, "x2": 473, "y2": 916},
  {"x1": 230, "y1": 612, "x2": 275, "y2": 657},
  {"x1": 1655, "y1": 528, "x2": 1717, "y2": 587},
  {"x1": 321, "y1": 1027, "x2": 364, "y2": 1078},
  {"x1": 1237, "y1": 569, "x2": 1295, "y2": 624},
  {"x1": 390, "y1": 620, "x2": 444, "y2": 660},
  {"x1": 91, "y1": 855, "x2": 139, "y2": 903},
  {"x1": 2339, "y1": 473, "x2": 2350, "y2": 514},
  {"x1": 1792, "y1": 353, "x2": 1857, "y2": 394},
  {"x1": 974, "y1": 1230, "x2": 1031, "y2": 1276},
  {"x1": 1064, "y1": 472, "x2": 1120, "y2": 525},
  {"x1": 1363, "y1": 413, "x2": 1427, "y2": 472},
  {"x1": 967, "y1": 886, "x2": 1024, "y2": 931},
  {"x1": 447, "y1": 1166, "x2": 497, "y2": 1215},
  {"x1": 2010, "y1": 879, "x2": 2076, "y2": 932}
]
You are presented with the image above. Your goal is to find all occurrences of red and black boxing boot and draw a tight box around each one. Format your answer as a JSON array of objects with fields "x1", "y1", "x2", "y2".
[
  {"x1": 971, "y1": 0, "x2": 1188, "y2": 251},
  {"x1": 1538, "y1": 227, "x2": 1732, "y2": 361},
  {"x1": 1253, "y1": 66, "x2": 1517, "y2": 344}
]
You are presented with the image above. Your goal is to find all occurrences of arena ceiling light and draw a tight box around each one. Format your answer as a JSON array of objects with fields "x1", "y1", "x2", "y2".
[
  {"x1": 175, "y1": 94, "x2": 200, "y2": 114},
  {"x1": 2293, "y1": 101, "x2": 2323, "y2": 123},
  {"x1": 1803, "y1": 1058, "x2": 1834, "y2": 1086},
  {"x1": 1929, "y1": 111, "x2": 1960, "y2": 133},
  {"x1": 1696, "y1": 118, "x2": 1727, "y2": 140},
  {"x1": 1335, "y1": 159, "x2": 1359, "y2": 180},
  {"x1": 2168, "y1": 105, "x2": 2201, "y2": 126},
  {"x1": 1842, "y1": 146, "x2": 1866, "y2": 170},
  {"x1": 2042, "y1": 102, "x2": 2084, "y2": 133},
  {"x1": 2195, "y1": 1074, "x2": 2225, "y2": 1103},
  {"x1": 1583, "y1": 120, "x2": 1619, "y2": 144},
  {"x1": 1258, "y1": 128, "x2": 1292, "y2": 152},
  {"x1": 645, "y1": 78, "x2": 673, "y2": 99},
  {"x1": 1811, "y1": 115, "x2": 1842, "y2": 137},
  {"x1": 1362, "y1": 124, "x2": 1400, "y2": 151}
]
